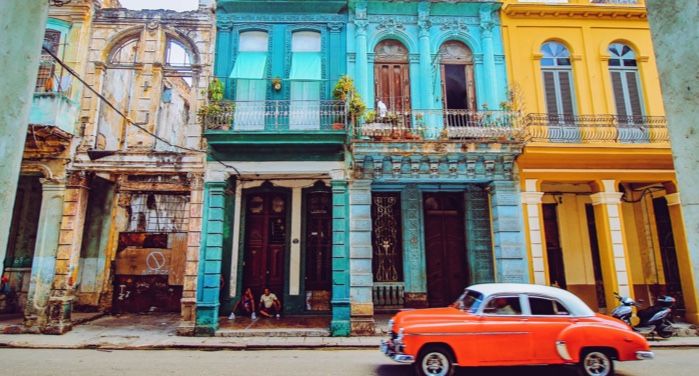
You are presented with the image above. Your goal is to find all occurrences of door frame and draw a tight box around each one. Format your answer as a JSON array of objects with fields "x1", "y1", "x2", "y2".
[
  {"x1": 236, "y1": 183, "x2": 293, "y2": 314},
  {"x1": 300, "y1": 181, "x2": 333, "y2": 313}
]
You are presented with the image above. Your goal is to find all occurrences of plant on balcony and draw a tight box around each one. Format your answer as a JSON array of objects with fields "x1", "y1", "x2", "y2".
[
  {"x1": 198, "y1": 78, "x2": 233, "y2": 130},
  {"x1": 271, "y1": 77, "x2": 282, "y2": 91},
  {"x1": 334, "y1": 75, "x2": 366, "y2": 121}
]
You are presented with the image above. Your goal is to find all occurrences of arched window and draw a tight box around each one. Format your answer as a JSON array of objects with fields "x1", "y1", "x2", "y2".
[
  {"x1": 239, "y1": 31, "x2": 269, "y2": 52},
  {"x1": 374, "y1": 39, "x2": 411, "y2": 125},
  {"x1": 608, "y1": 43, "x2": 644, "y2": 119},
  {"x1": 165, "y1": 39, "x2": 192, "y2": 67},
  {"x1": 540, "y1": 42, "x2": 576, "y2": 117},
  {"x1": 439, "y1": 41, "x2": 476, "y2": 112},
  {"x1": 110, "y1": 38, "x2": 139, "y2": 65}
]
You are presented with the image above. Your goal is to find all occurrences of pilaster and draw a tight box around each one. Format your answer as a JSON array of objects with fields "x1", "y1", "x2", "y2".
[
  {"x1": 590, "y1": 180, "x2": 633, "y2": 309},
  {"x1": 178, "y1": 173, "x2": 204, "y2": 336},
  {"x1": 194, "y1": 180, "x2": 230, "y2": 335},
  {"x1": 348, "y1": 179, "x2": 374, "y2": 335},
  {"x1": 401, "y1": 184, "x2": 427, "y2": 308},
  {"x1": 466, "y1": 185, "x2": 495, "y2": 284},
  {"x1": 521, "y1": 179, "x2": 546, "y2": 285},
  {"x1": 330, "y1": 172, "x2": 350, "y2": 336},
  {"x1": 45, "y1": 172, "x2": 90, "y2": 334},
  {"x1": 489, "y1": 180, "x2": 527, "y2": 283},
  {"x1": 24, "y1": 179, "x2": 66, "y2": 328}
]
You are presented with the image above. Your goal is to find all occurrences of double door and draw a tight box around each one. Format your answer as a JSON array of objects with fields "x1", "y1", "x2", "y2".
[{"x1": 243, "y1": 190, "x2": 288, "y2": 298}]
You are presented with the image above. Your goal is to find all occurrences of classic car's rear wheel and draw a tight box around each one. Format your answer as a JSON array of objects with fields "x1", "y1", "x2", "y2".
[
  {"x1": 579, "y1": 349, "x2": 615, "y2": 376},
  {"x1": 415, "y1": 345, "x2": 455, "y2": 376}
]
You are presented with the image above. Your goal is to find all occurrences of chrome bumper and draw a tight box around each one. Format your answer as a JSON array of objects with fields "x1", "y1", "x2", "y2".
[
  {"x1": 636, "y1": 351, "x2": 655, "y2": 360},
  {"x1": 380, "y1": 339, "x2": 415, "y2": 364}
]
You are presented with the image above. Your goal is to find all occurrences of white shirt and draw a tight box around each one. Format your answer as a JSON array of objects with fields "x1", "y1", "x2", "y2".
[{"x1": 260, "y1": 293, "x2": 278, "y2": 308}]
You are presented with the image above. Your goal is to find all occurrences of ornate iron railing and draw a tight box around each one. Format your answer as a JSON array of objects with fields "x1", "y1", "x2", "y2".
[
  {"x1": 523, "y1": 113, "x2": 668, "y2": 144},
  {"x1": 202, "y1": 100, "x2": 347, "y2": 132},
  {"x1": 355, "y1": 109, "x2": 521, "y2": 141},
  {"x1": 373, "y1": 282, "x2": 405, "y2": 310}
]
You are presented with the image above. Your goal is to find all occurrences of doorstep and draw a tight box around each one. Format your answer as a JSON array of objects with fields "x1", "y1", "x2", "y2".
[{"x1": 216, "y1": 315, "x2": 331, "y2": 337}]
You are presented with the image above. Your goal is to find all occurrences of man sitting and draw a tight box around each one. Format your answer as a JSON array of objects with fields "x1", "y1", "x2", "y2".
[{"x1": 259, "y1": 287, "x2": 282, "y2": 318}]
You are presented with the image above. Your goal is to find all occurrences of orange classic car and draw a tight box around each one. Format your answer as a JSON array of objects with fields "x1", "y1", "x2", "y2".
[{"x1": 380, "y1": 283, "x2": 653, "y2": 376}]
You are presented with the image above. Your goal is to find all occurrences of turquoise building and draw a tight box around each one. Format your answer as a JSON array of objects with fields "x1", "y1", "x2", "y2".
[
  {"x1": 345, "y1": 0, "x2": 527, "y2": 334},
  {"x1": 198, "y1": 0, "x2": 528, "y2": 336},
  {"x1": 198, "y1": 0, "x2": 351, "y2": 335}
]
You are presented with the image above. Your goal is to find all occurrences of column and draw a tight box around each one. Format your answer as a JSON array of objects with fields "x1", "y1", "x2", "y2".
[
  {"x1": 401, "y1": 184, "x2": 427, "y2": 308},
  {"x1": 45, "y1": 172, "x2": 90, "y2": 334},
  {"x1": 286, "y1": 187, "x2": 303, "y2": 311},
  {"x1": 24, "y1": 179, "x2": 66, "y2": 327},
  {"x1": 665, "y1": 193, "x2": 699, "y2": 324},
  {"x1": 354, "y1": 20, "x2": 369, "y2": 101},
  {"x1": 590, "y1": 179, "x2": 633, "y2": 309},
  {"x1": 0, "y1": 1, "x2": 50, "y2": 270},
  {"x1": 480, "y1": 5, "x2": 499, "y2": 108},
  {"x1": 521, "y1": 179, "x2": 547, "y2": 285},
  {"x1": 328, "y1": 23, "x2": 344, "y2": 87},
  {"x1": 194, "y1": 180, "x2": 229, "y2": 335},
  {"x1": 349, "y1": 179, "x2": 374, "y2": 335},
  {"x1": 418, "y1": 20, "x2": 440, "y2": 139},
  {"x1": 330, "y1": 171, "x2": 350, "y2": 336},
  {"x1": 489, "y1": 180, "x2": 527, "y2": 283},
  {"x1": 178, "y1": 174, "x2": 204, "y2": 335}
]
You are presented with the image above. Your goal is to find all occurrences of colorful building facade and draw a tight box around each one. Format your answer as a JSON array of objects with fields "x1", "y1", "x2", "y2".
[{"x1": 502, "y1": 0, "x2": 698, "y2": 323}]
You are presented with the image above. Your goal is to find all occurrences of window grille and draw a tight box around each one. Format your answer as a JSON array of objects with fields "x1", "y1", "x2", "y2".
[{"x1": 127, "y1": 193, "x2": 190, "y2": 233}]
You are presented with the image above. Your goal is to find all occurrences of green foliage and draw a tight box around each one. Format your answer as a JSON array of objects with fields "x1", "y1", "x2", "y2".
[
  {"x1": 349, "y1": 95, "x2": 366, "y2": 119},
  {"x1": 333, "y1": 75, "x2": 355, "y2": 101},
  {"x1": 207, "y1": 78, "x2": 224, "y2": 102}
]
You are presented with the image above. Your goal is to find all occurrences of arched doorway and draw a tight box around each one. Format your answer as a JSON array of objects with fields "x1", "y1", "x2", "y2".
[{"x1": 374, "y1": 39, "x2": 411, "y2": 128}]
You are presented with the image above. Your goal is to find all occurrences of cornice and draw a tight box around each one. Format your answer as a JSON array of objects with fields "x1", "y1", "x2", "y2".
[{"x1": 502, "y1": 4, "x2": 647, "y2": 20}]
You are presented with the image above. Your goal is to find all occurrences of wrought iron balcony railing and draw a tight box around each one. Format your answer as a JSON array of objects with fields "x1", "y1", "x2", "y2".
[
  {"x1": 523, "y1": 113, "x2": 668, "y2": 144},
  {"x1": 354, "y1": 109, "x2": 521, "y2": 142},
  {"x1": 201, "y1": 100, "x2": 348, "y2": 132}
]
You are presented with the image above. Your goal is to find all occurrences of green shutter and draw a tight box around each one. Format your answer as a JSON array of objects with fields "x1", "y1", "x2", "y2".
[
  {"x1": 543, "y1": 71, "x2": 559, "y2": 115},
  {"x1": 610, "y1": 71, "x2": 627, "y2": 117},
  {"x1": 558, "y1": 71, "x2": 575, "y2": 115},
  {"x1": 229, "y1": 52, "x2": 267, "y2": 80}
]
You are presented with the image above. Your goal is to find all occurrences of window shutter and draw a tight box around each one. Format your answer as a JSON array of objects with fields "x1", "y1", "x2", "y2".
[
  {"x1": 610, "y1": 71, "x2": 628, "y2": 117},
  {"x1": 543, "y1": 71, "x2": 559, "y2": 115},
  {"x1": 558, "y1": 71, "x2": 575, "y2": 116},
  {"x1": 625, "y1": 72, "x2": 643, "y2": 117}
]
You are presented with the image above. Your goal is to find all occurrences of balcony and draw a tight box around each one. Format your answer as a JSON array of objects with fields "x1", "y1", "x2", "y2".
[
  {"x1": 29, "y1": 57, "x2": 79, "y2": 135},
  {"x1": 202, "y1": 100, "x2": 348, "y2": 160},
  {"x1": 353, "y1": 109, "x2": 522, "y2": 142},
  {"x1": 523, "y1": 113, "x2": 668, "y2": 144}
]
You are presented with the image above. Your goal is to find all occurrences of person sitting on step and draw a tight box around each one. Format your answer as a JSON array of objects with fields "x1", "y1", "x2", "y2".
[
  {"x1": 258, "y1": 287, "x2": 282, "y2": 319},
  {"x1": 229, "y1": 287, "x2": 256, "y2": 320}
]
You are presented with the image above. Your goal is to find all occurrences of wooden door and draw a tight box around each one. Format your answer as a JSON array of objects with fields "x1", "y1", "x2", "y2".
[
  {"x1": 653, "y1": 197, "x2": 685, "y2": 311},
  {"x1": 304, "y1": 185, "x2": 332, "y2": 291},
  {"x1": 424, "y1": 192, "x2": 467, "y2": 307},
  {"x1": 243, "y1": 190, "x2": 288, "y2": 298},
  {"x1": 543, "y1": 204, "x2": 566, "y2": 289}
]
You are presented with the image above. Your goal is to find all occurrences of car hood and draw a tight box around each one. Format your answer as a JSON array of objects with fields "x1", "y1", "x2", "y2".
[{"x1": 390, "y1": 307, "x2": 472, "y2": 332}]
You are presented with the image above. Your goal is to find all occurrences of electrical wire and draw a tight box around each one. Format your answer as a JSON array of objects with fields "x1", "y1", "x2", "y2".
[{"x1": 41, "y1": 45, "x2": 243, "y2": 177}]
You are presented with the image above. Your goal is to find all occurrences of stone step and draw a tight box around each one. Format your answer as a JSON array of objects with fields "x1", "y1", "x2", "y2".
[
  {"x1": 672, "y1": 322, "x2": 697, "y2": 337},
  {"x1": 215, "y1": 328, "x2": 331, "y2": 337}
]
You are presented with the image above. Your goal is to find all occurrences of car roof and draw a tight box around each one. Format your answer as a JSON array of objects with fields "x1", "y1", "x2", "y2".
[{"x1": 467, "y1": 283, "x2": 596, "y2": 317}]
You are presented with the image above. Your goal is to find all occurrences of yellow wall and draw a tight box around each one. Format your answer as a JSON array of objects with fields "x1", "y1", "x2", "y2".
[{"x1": 501, "y1": 0, "x2": 665, "y2": 118}]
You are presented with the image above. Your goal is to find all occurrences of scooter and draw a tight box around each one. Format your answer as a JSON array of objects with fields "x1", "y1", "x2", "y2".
[{"x1": 611, "y1": 292, "x2": 676, "y2": 338}]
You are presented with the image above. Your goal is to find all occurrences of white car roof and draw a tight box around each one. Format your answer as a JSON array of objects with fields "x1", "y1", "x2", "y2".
[{"x1": 467, "y1": 283, "x2": 596, "y2": 317}]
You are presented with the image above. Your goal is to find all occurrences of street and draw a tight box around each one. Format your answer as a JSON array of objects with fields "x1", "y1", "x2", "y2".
[{"x1": 0, "y1": 348, "x2": 696, "y2": 376}]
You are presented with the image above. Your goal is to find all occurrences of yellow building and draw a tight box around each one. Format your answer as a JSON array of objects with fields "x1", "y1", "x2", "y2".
[{"x1": 502, "y1": 0, "x2": 698, "y2": 323}]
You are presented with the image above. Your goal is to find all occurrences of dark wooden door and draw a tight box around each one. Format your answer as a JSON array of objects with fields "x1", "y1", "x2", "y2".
[
  {"x1": 653, "y1": 197, "x2": 685, "y2": 311},
  {"x1": 305, "y1": 186, "x2": 332, "y2": 291},
  {"x1": 374, "y1": 39, "x2": 411, "y2": 128},
  {"x1": 543, "y1": 204, "x2": 566, "y2": 289},
  {"x1": 243, "y1": 191, "x2": 288, "y2": 298},
  {"x1": 424, "y1": 192, "x2": 467, "y2": 307}
]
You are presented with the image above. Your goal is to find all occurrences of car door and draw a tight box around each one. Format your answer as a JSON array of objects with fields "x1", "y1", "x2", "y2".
[
  {"x1": 524, "y1": 294, "x2": 575, "y2": 363},
  {"x1": 475, "y1": 294, "x2": 533, "y2": 365}
]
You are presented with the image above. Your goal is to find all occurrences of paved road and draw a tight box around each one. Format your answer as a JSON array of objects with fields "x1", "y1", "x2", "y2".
[{"x1": 0, "y1": 348, "x2": 695, "y2": 375}]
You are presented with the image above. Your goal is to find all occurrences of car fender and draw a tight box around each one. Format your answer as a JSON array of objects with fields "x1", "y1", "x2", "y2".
[{"x1": 557, "y1": 323, "x2": 649, "y2": 362}]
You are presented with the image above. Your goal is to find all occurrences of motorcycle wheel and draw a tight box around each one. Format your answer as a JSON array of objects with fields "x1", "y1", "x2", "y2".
[{"x1": 657, "y1": 320, "x2": 674, "y2": 339}]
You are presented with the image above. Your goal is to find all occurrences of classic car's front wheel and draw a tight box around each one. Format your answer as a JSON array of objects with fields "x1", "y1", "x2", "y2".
[
  {"x1": 578, "y1": 349, "x2": 615, "y2": 376},
  {"x1": 415, "y1": 345, "x2": 455, "y2": 376}
]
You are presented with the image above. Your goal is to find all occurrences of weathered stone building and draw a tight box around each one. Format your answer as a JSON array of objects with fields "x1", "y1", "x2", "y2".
[{"x1": 2, "y1": 0, "x2": 216, "y2": 334}]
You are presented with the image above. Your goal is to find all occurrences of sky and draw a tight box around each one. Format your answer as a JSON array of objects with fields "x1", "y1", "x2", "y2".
[{"x1": 119, "y1": 0, "x2": 199, "y2": 11}]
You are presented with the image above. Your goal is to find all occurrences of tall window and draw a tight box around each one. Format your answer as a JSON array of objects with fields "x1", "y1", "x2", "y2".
[
  {"x1": 230, "y1": 31, "x2": 269, "y2": 130},
  {"x1": 439, "y1": 41, "x2": 476, "y2": 112},
  {"x1": 374, "y1": 39, "x2": 411, "y2": 127},
  {"x1": 608, "y1": 43, "x2": 644, "y2": 120},
  {"x1": 541, "y1": 42, "x2": 576, "y2": 117},
  {"x1": 289, "y1": 31, "x2": 322, "y2": 130},
  {"x1": 36, "y1": 29, "x2": 62, "y2": 92}
]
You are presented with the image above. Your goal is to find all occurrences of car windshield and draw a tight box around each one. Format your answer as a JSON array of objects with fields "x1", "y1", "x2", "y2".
[{"x1": 453, "y1": 289, "x2": 484, "y2": 313}]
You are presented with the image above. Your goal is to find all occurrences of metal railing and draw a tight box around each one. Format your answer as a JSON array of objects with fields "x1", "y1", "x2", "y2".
[
  {"x1": 355, "y1": 109, "x2": 521, "y2": 141},
  {"x1": 373, "y1": 282, "x2": 405, "y2": 310},
  {"x1": 201, "y1": 100, "x2": 347, "y2": 132},
  {"x1": 523, "y1": 113, "x2": 668, "y2": 144}
]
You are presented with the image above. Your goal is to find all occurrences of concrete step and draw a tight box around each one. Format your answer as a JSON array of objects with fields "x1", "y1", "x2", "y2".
[
  {"x1": 672, "y1": 322, "x2": 697, "y2": 337},
  {"x1": 215, "y1": 328, "x2": 331, "y2": 337}
]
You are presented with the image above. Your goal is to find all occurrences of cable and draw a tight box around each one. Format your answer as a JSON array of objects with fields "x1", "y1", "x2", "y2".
[{"x1": 41, "y1": 45, "x2": 242, "y2": 177}]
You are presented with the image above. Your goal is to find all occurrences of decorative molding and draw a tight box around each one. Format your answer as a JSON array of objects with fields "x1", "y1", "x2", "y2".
[
  {"x1": 218, "y1": 13, "x2": 346, "y2": 25},
  {"x1": 502, "y1": 4, "x2": 647, "y2": 20}
]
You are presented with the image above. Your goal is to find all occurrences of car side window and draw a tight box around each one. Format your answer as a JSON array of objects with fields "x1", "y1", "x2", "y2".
[
  {"x1": 483, "y1": 296, "x2": 522, "y2": 315},
  {"x1": 529, "y1": 296, "x2": 570, "y2": 316}
]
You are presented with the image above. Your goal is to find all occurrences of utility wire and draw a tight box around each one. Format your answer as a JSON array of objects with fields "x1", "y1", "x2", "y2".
[{"x1": 41, "y1": 45, "x2": 242, "y2": 177}]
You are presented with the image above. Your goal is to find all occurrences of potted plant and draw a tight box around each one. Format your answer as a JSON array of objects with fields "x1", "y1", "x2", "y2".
[
  {"x1": 198, "y1": 78, "x2": 233, "y2": 130},
  {"x1": 272, "y1": 77, "x2": 282, "y2": 91}
]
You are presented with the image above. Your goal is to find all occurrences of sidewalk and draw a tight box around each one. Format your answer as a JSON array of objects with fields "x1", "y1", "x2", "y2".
[{"x1": 0, "y1": 313, "x2": 697, "y2": 350}]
